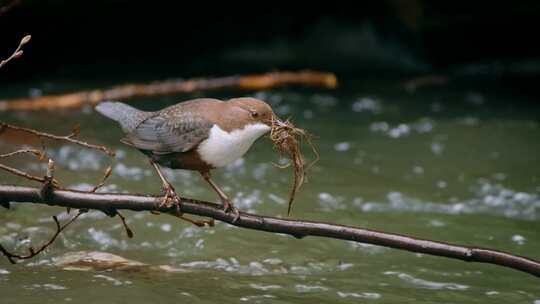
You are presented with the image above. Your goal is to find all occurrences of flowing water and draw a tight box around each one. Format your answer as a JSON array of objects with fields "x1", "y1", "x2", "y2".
[{"x1": 0, "y1": 76, "x2": 539, "y2": 303}]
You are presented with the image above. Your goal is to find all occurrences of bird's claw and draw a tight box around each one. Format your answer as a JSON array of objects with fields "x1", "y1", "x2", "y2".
[
  {"x1": 223, "y1": 199, "x2": 240, "y2": 223},
  {"x1": 159, "y1": 184, "x2": 182, "y2": 214}
]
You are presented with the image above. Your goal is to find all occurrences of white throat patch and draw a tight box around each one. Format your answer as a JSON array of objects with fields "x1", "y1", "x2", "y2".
[{"x1": 197, "y1": 123, "x2": 271, "y2": 168}]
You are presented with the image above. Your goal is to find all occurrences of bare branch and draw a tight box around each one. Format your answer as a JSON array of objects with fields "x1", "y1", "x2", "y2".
[
  {"x1": 0, "y1": 35, "x2": 31, "y2": 69},
  {"x1": 1, "y1": 184, "x2": 539, "y2": 278},
  {"x1": 0, "y1": 122, "x2": 115, "y2": 156}
]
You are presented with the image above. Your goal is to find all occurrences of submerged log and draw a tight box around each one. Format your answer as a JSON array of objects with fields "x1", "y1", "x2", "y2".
[{"x1": 0, "y1": 70, "x2": 337, "y2": 111}]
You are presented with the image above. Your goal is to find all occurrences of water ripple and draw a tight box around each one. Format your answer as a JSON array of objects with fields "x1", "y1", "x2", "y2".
[
  {"x1": 25, "y1": 283, "x2": 67, "y2": 290},
  {"x1": 370, "y1": 118, "x2": 436, "y2": 138},
  {"x1": 352, "y1": 97, "x2": 381, "y2": 113},
  {"x1": 295, "y1": 284, "x2": 329, "y2": 293},
  {"x1": 384, "y1": 271, "x2": 469, "y2": 290},
  {"x1": 239, "y1": 294, "x2": 276, "y2": 302},
  {"x1": 249, "y1": 283, "x2": 282, "y2": 291},
  {"x1": 94, "y1": 274, "x2": 128, "y2": 286},
  {"x1": 355, "y1": 180, "x2": 540, "y2": 220},
  {"x1": 87, "y1": 228, "x2": 128, "y2": 250},
  {"x1": 180, "y1": 258, "x2": 270, "y2": 276},
  {"x1": 48, "y1": 146, "x2": 105, "y2": 170},
  {"x1": 337, "y1": 291, "x2": 381, "y2": 299}
]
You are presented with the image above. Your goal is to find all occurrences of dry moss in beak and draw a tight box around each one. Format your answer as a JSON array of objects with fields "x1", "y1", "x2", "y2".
[{"x1": 270, "y1": 117, "x2": 319, "y2": 215}]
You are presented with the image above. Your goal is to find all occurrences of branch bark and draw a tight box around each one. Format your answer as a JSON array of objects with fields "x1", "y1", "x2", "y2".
[
  {"x1": 1, "y1": 184, "x2": 539, "y2": 278},
  {"x1": 0, "y1": 70, "x2": 338, "y2": 111}
]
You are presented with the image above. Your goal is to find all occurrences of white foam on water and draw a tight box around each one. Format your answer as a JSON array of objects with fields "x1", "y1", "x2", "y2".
[
  {"x1": 295, "y1": 284, "x2": 329, "y2": 293},
  {"x1": 384, "y1": 271, "x2": 469, "y2": 290},
  {"x1": 337, "y1": 291, "x2": 381, "y2": 299},
  {"x1": 354, "y1": 180, "x2": 540, "y2": 220},
  {"x1": 249, "y1": 283, "x2": 282, "y2": 291}
]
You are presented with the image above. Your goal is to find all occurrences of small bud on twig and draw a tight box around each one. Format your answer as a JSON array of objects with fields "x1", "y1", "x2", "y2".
[
  {"x1": 70, "y1": 124, "x2": 81, "y2": 138},
  {"x1": 0, "y1": 34, "x2": 31, "y2": 69},
  {"x1": 20, "y1": 35, "x2": 31, "y2": 45}
]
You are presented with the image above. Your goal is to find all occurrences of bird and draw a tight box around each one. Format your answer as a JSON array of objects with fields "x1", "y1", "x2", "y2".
[{"x1": 95, "y1": 97, "x2": 276, "y2": 221}]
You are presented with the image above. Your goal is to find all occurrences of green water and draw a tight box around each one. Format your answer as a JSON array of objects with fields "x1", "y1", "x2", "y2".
[{"x1": 1, "y1": 77, "x2": 539, "y2": 303}]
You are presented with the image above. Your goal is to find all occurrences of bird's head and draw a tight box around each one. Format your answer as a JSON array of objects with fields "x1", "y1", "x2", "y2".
[{"x1": 228, "y1": 97, "x2": 277, "y2": 127}]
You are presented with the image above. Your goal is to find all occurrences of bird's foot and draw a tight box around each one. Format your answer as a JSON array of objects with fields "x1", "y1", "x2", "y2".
[
  {"x1": 222, "y1": 199, "x2": 240, "y2": 223},
  {"x1": 159, "y1": 183, "x2": 182, "y2": 214}
]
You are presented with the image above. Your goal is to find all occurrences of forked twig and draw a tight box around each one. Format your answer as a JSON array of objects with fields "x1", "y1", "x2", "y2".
[
  {"x1": 0, "y1": 148, "x2": 58, "y2": 187},
  {"x1": 0, "y1": 210, "x2": 85, "y2": 264}
]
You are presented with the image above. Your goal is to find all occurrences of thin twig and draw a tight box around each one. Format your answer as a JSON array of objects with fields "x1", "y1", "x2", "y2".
[
  {"x1": 116, "y1": 211, "x2": 134, "y2": 238},
  {"x1": 0, "y1": 149, "x2": 44, "y2": 159},
  {"x1": 0, "y1": 35, "x2": 31, "y2": 69},
  {"x1": 0, "y1": 163, "x2": 45, "y2": 183},
  {"x1": 172, "y1": 213, "x2": 215, "y2": 227},
  {"x1": 0, "y1": 210, "x2": 85, "y2": 264},
  {"x1": 0, "y1": 122, "x2": 115, "y2": 156},
  {"x1": 90, "y1": 166, "x2": 113, "y2": 192}
]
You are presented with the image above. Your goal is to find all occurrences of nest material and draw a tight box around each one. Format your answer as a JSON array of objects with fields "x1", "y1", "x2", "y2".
[{"x1": 270, "y1": 117, "x2": 319, "y2": 215}]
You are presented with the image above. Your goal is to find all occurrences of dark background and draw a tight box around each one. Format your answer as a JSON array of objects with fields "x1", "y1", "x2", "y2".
[{"x1": 1, "y1": 0, "x2": 540, "y2": 85}]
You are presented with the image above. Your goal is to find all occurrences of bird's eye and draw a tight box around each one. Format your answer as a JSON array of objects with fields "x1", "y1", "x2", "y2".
[{"x1": 250, "y1": 111, "x2": 259, "y2": 118}]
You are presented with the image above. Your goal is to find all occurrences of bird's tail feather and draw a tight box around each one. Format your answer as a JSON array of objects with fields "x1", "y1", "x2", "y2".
[{"x1": 95, "y1": 101, "x2": 148, "y2": 132}]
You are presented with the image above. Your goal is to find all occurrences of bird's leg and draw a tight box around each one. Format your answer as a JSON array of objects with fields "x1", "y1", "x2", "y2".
[
  {"x1": 149, "y1": 159, "x2": 181, "y2": 210},
  {"x1": 200, "y1": 171, "x2": 240, "y2": 222},
  {"x1": 149, "y1": 160, "x2": 213, "y2": 227}
]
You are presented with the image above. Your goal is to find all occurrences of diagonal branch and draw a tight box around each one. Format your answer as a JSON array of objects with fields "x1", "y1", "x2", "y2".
[
  {"x1": 0, "y1": 122, "x2": 115, "y2": 156},
  {"x1": 1, "y1": 184, "x2": 539, "y2": 278},
  {"x1": 0, "y1": 163, "x2": 46, "y2": 183}
]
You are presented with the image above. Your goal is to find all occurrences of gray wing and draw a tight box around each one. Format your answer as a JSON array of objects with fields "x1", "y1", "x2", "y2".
[{"x1": 122, "y1": 112, "x2": 213, "y2": 154}]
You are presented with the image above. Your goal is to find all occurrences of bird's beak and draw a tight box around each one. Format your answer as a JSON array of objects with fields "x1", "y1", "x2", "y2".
[{"x1": 266, "y1": 114, "x2": 283, "y2": 127}]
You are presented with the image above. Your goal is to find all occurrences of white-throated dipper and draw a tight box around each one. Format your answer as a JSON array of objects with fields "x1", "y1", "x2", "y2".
[{"x1": 96, "y1": 97, "x2": 276, "y2": 220}]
